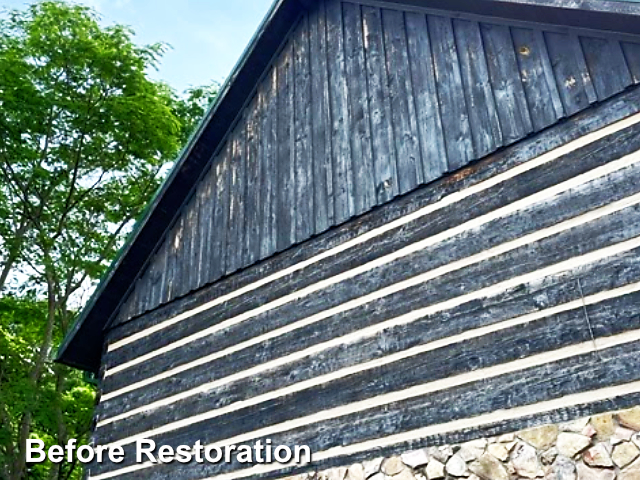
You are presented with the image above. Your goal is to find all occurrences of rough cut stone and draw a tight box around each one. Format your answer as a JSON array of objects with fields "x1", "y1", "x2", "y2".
[
  {"x1": 498, "y1": 433, "x2": 516, "y2": 443},
  {"x1": 583, "y1": 425, "x2": 598, "y2": 439},
  {"x1": 612, "y1": 442, "x2": 640, "y2": 469},
  {"x1": 446, "y1": 454, "x2": 469, "y2": 477},
  {"x1": 487, "y1": 443, "x2": 510, "y2": 462},
  {"x1": 363, "y1": 459, "x2": 384, "y2": 479},
  {"x1": 368, "y1": 473, "x2": 385, "y2": 480},
  {"x1": 620, "y1": 458, "x2": 640, "y2": 480},
  {"x1": 584, "y1": 444, "x2": 614, "y2": 468},
  {"x1": 430, "y1": 446, "x2": 454, "y2": 464},
  {"x1": 542, "y1": 448, "x2": 560, "y2": 466},
  {"x1": 547, "y1": 456, "x2": 577, "y2": 480},
  {"x1": 425, "y1": 460, "x2": 446, "y2": 480},
  {"x1": 633, "y1": 433, "x2": 640, "y2": 449},
  {"x1": 324, "y1": 467, "x2": 348, "y2": 480},
  {"x1": 619, "y1": 408, "x2": 640, "y2": 431},
  {"x1": 576, "y1": 464, "x2": 616, "y2": 480},
  {"x1": 347, "y1": 464, "x2": 365, "y2": 480},
  {"x1": 468, "y1": 454, "x2": 509, "y2": 480},
  {"x1": 459, "y1": 440, "x2": 487, "y2": 462},
  {"x1": 591, "y1": 414, "x2": 616, "y2": 439},
  {"x1": 613, "y1": 428, "x2": 636, "y2": 444},
  {"x1": 401, "y1": 449, "x2": 430, "y2": 469},
  {"x1": 520, "y1": 425, "x2": 561, "y2": 450},
  {"x1": 382, "y1": 457, "x2": 406, "y2": 476},
  {"x1": 512, "y1": 442, "x2": 544, "y2": 478},
  {"x1": 557, "y1": 433, "x2": 593, "y2": 458},
  {"x1": 562, "y1": 419, "x2": 591, "y2": 433},
  {"x1": 393, "y1": 469, "x2": 416, "y2": 480}
]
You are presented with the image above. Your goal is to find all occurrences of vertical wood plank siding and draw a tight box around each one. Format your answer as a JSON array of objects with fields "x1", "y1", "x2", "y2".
[
  {"x1": 114, "y1": 0, "x2": 640, "y2": 328},
  {"x1": 91, "y1": 90, "x2": 640, "y2": 480}
]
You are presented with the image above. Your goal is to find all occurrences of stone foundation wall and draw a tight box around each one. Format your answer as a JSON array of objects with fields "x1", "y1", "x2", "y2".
[{"x1": 290, "y1": 407, "x2": 640, "y2": 480}]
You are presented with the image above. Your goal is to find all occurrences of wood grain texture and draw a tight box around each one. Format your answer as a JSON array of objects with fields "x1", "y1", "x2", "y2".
[
  {"x1": 108, "y1": 85, "x2": 640, "y2": 335},
  {"x1": 544, "y1": 31, "x2": 598, "y2": 116},
  {"x1": 343, "y1": 2, "x2": 376, "y2": 215},
  {"x1": 510, "y1": 27, "x2": 564, "y2": 131},
  {"x1": 309, "y1": 0, "x2": 335, "y2": 233},
  {"x1": 293, "y1": 17, "x2": 315, "y2": 243},
  {"x1": 480, "y1": 22, "x2": 533, "y2": 143},
  {"x1": 382, "y1": 8, "x2": 424, "y2": 193},
  {"x1": 110, "y1": 0, "x2": 640, "y2": 334},
  {"x1": 361, "y1": 5, "x2": 399, "y2": 204},
  {"x1": 326, "y1": 0, "x2": 355, "y2": 224},
  {"x1": 428, "y1": 14, "x2": 474, "y2": 171},
  {"x1": 580, "y1": 36, "x2": 633, "y2": 100},
  {"x1": 404, "y1": 11, "x2": 447, "y2": 184},
  {"x1": 103, "y1": 119, "x2": 640, "y2": 377},
  {"x1": 453, "y1": 18, "x2": 502, "y2": 158}
]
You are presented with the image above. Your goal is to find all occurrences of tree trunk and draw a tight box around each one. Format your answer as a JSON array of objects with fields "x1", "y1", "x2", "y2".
[
  {"x1": 0, "y1": 220, "x2": 28, "y2": 292},
  {"x1": 11, "y1": 273, "x2": 58, "y2": 480}
]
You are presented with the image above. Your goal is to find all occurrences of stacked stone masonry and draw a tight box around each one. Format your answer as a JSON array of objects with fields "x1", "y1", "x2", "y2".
[{"x1": 284, "y1": 406, "x2": 640, "y2": 480}]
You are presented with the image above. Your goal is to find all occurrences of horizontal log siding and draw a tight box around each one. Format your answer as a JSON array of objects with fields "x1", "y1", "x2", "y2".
[
  {"x1": 89, "y1": 93, "x2": 640, "y2": 480},
  {"x1": 114, "y1": 0, "x2": 640, "y2": 326}
]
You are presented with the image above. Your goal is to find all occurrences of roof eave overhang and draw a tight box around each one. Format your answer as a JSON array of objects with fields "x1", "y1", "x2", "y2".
[{"x1": 56, "y1": 0, "x2": 640, "y2": 373}]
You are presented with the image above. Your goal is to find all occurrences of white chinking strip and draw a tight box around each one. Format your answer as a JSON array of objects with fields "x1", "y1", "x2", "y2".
[
  {"x1": 100, "y1": 187, "x2": 640, "y2": 403},
  {"x1": 203, "y1": 378, "x2": 640, "y2": 480},
  {"x1": 98, "y1": 279, "x2": 640, "y2": 441},
  {"x1": 105, "y1": 148, "x2": 640, "y2": 378},
  {"x1": 88, "y1": 329, "x2": 640, "y2": 480},
  {"x1": 97, "y1": 277, "x2": 640, "y2": 429},
  {"x1": 108, "y1": 112, "x2": 640, "y2": 353}
]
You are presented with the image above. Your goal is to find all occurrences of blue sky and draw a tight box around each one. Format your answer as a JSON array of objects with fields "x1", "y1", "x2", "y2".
[{"x1": 2, "y1": 0, "x2": 275, "y2": 92}]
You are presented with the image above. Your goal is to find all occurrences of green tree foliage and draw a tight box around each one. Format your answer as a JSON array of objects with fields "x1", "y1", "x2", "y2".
[
  {"x1": 0, "y1": 1, "x2": 218, "y2": 478},
  {"x1": 0, "y1": 296, "x2": 94, "y2": 480}
]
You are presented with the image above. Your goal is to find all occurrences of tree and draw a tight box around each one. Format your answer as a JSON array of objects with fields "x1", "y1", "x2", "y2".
[{"x1": 0, "y1": 2, "x2": 218, "y2": 478}]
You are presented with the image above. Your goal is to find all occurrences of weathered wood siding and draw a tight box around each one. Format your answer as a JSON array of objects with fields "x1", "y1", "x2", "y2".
[
  {"x1": 114, "y1": 0, "x2": 640, "y2": 325},
  {"x1": 89, "y1": 89, "x2": 640, "y2": 480}
]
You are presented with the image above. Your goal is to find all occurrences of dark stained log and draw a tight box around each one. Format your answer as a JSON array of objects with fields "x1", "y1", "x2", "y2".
[
  {"x1": 453, "y1": 18, "x2": 503, "y2": 158},
  {"x1": 326, "y1": 0, "x2": 355, "y2": 224},
  {"x1": 98, "y1": 247, "x2": 640, "y2": 435},
  {"x1": 480, "y1": 22, "x2": 534, "y2": 143},
  {"x1": 580, "y1": 36, "x2": 632, "y2": 100},
  {"x1": 404, "y1": 11, "x2": 447, "y2": 184},
  {"x1": 544, "y1": 31, "x2": 598, "y2": 116},
  {"x1": 95, "y1": 343, "x2": 640, "y2": 478},
  {"x1": 102, "y1": 193, "x2": 640, "y2": 403},
  {"x1": 511, "y1": 27, "x2": 565, "y2": 130},
  {"x1": 293, "y1": 17, "x2": 315, "y2": 243},
  {"x1": 361, "y1": 5, "x2": 399, "y2": 204},
  {"x1": 309, "y1": 1, "x2": 335, "y2": 234},
  {"x1": 427, "y1": 14, "x2": 474, "y2": 171},
  {"x1": 382, "y1": 8, "x2": 424, "y2": 193},
  {"x1": 343, "y1": 2, "x2": 376, "y2": 215}
]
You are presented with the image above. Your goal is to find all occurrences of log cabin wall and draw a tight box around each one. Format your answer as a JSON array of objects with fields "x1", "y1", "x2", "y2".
[
  {"x1": 113, "y1": 0, "x2": 640, "y2": 326},
  {"x1": 89, "y1": 85, "x2": 640, "y2": 480}
]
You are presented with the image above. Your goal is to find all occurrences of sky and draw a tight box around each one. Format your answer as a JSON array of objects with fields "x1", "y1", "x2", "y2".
[{"x1": 1, "y1": 0, "x2": 276, "y2": 92}]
